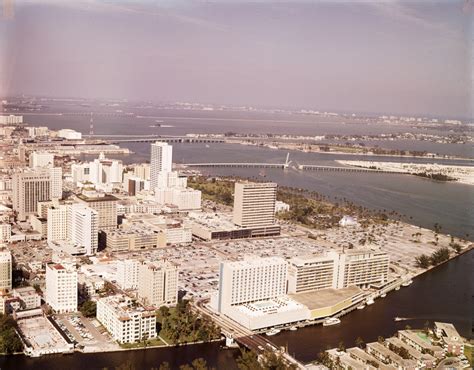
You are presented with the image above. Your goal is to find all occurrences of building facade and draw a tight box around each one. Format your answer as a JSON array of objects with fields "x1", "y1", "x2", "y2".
[
  {"x1": 138, "y1": 261, "x2": 178, "y2": 307},
  {"x1": 45, "y1": 263, "x2": 78, "y2": 313}
]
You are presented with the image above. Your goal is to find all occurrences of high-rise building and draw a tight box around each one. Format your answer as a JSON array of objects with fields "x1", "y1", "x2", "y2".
[
  {"x1": 0, "y1": 251, "x2": 12, "y2": 291},
  {"x1": 68, "y1": 203, "x2": 99, "y2": 255},
  {"x1": 12, "y1": 167, "x2": 62, "y2": 221},
  {"x1": 29, "y1": 151, "x2": 54, "y2": 168},
  {"x1": 217, "y1": 256, "x2": 287, "y2": 313},
  {"x1": 71, "y1": 153, "x2": 123, "y2": 189},
  {"x1": 138, "y1": 260, "x2": 178, "y2": 307},
  {"x1": 288, "y1": 249, "x2": 390, "y2": 292},
  {"x1": 0, "y1": 224, "x2": 11, "y2": 243},
  {"x1": 0, "y1": 115, "x2": 23, "y2": 125},
  {"x1": 116, "y1": 260, "x2": 140, "y2": 290},
  {"x1": 47, "y1": 204, "x2": 69, "y2": 243},
  {"x1": 231, "y1": 181, "x2": 280, "y2": 237},
  {"x1": 233, "y1": 182, "x2": 277, "y2": 228},
  {"x1": 45, "y1": 263, "x2": 78, "y2": 313},
  {"x1": 150, "y1": 142, "x2": 173, "y2": 189},
  {"x1": 76, "y1": 191, "x2": 118, "y2": 231},
  {"x1": 336, "y1": 249, "x2": 389, "y2": 289}
]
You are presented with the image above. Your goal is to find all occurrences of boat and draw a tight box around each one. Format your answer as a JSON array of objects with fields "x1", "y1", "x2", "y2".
[
  {"x1": 394, "y1": 317, "x2": 408, "y2": 322},
  {"x1": 289, "y1": 326, "x2": 298, "y2": 331},
  {"x1": 323, "y1": 317, "x2": 341, "y2": 327},
  {"x1": 395, "y1": 286, "x2": 400, "y2": 291},
  {"x1": 366, "y1": 298, "x2": 375, "y2": 305},
  {"x1": 401, "y1": 279, "x2": 413, "y2": 287},
  {"x1": 380, "y1": 293, "x2": 387, "y2": 298},
  {"x1": 205, "y1": 144, "x2": 210, "y2": 148},
  {"x1": 357, "y1": 304, "x2": 365, "y2": 310},
  {"x1": 266, "y1": 328, "x2": 281, "y2": 336}
]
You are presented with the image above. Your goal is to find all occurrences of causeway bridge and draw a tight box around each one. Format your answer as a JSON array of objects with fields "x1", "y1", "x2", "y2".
[
  {"x1": 83, "y1": 135, "x2": 225, "y2": 144},
  {"x1": 298, "y1": 164, "x2": 403, "y2": 174}
]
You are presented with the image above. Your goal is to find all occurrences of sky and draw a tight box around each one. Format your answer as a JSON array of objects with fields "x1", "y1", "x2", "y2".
[{"x1": 0, "y1": 0, "x2": 472, "y2": 118}]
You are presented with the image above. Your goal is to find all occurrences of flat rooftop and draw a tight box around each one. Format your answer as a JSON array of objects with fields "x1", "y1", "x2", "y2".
[{"x1": 290, "y1": 286, "x2": 362, "y2": 310}]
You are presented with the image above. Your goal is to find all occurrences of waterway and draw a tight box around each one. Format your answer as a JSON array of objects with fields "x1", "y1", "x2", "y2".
[{"x1": 4, "y1": 107, "x2": 472, "y2": 368}]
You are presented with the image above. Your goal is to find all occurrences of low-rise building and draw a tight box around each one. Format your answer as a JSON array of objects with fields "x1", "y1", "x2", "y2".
[
  {"x1": 434, "y1": 322, "x2": 465, "y2": 356},
  {"x1": 398, "y1": 330, "x2": 444, "y2": 359},
  {"x1": 96, "y1": 294, "x2": 157, "y2": 344}
]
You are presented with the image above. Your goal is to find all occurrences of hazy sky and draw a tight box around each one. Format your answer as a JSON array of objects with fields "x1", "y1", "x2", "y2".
[{"x1": 0, "y1": 0, "x2": 472, "y2": 117}]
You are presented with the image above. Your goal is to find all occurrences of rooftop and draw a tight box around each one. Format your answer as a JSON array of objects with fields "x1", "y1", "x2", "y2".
[{"x1": 290, "y1": 286, "x2": 362, "y2": 310}]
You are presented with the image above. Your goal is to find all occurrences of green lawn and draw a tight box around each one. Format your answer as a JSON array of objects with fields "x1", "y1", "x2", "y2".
[{"x1": 120, "y1": 338, "x2": 166, "y2": 349}]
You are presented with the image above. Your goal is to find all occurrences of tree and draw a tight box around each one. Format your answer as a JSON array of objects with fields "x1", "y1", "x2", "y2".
[
  {"x1": 236, "y1": 349, "x2": 262, "y2": 370},
  {"x1": 191, "y1": 358, "x2": 209, "y2": 370},
  {"x1": 158, "y1": 362, "x2": 171, "y2": 370},
  {"x1": 355, "y1": 336, "x2": 365, "y2": 349},
  {"x1": 337, "y1": 341, "x2": 345, "y2": 352},
  {"x1": 415, "y1": 254, "x2": 430, "y2": 269},
  {"x1": 377, "y1": 336, "x2": 385, "y2": 344},
  {"x1": 80, "y1": 300, "x2": 97, "y2": 317}
]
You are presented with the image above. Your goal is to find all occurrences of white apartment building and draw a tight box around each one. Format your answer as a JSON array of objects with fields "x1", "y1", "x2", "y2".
[
  {"x1": 26, "y1": 126, "x2": 49, "y2": 138},
  {"x1": 161, "y1": 221, "x2": 192, "y2": 245},
  {"x1": 0, "y1": 115, "x2": 23, "y2": 125},
  {"x1": 155, "y1": 187, "x2": 201, "y2": 211},
  {"x1": 217, "y1": 256, "x2": 287, "y2": 313},
  {"x1": 138, "y1": 261, "x2": 178, "y2": 307},
  {"x1": 96, "y1": 294, "x2": 157, "y2": 344},
  {"x1": 29, "y1": 152, "x2": 54, "y2": 168},
  {"x1": 233, "y1": 181, "x2": 277, "y2": 228},
  {"x1": 337, "y1": 249, "x2": 389, "y2": 288},
  {"x1": 155, "y1": 171, "x2": 187, "y2": 190},
  {"x1": 45, "y1": 263, "x2": 78, "y2": 313},
  {"x1": 12, "y1": 167, "x2": 62, "y2": 221},
  {"x1": 288, "y1": 252, "x2": 339, "y2": 294},
  {"x1": 150, "y1": 142, "x2": 173, "y2": 190},
  {"x1": 71, "y1": 153, "x2": 123, "y2": 189},
  {"x1": 0, "y1": 251, "x2": 12, "y2": 291},
  {"x1": 288, "y1": 248, "x2": 390, "y2": 293},
  {"x1": 0, "y1": 223, "x2": 11, "y2": 243},
  {"x1": 116, "y1": 260, "x2": 140, "y2": 290},
  {"x1": 47, "y1": 204, "x2": 69, "y2": 243},
  {"x1": 68, "y1": 203, "x2": 99, "y2": 255}
]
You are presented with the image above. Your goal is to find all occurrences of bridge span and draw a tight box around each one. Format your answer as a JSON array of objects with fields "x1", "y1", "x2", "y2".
[
  {"x1": 298, "y1": 164, "x2": 403, "y2": 174},
  {"x1": 84, "y1": 136, "x2": 225, "y2": 144},
  {"x1": 183, "y1": 162, "x2": 288, "y2": 169}
]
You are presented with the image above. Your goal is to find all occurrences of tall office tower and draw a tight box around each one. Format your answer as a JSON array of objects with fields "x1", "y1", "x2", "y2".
[
  {"x1": 150, "y1": 142, "x2": 173, "y2": 189},
  {"x1": 45, "y1": 263, "x2": 78, "y2": 313},
  {"x1": 76, "y1": 191, "x2": 118, "y2": 231},
  {"x1": 12, "y1": 167, "x2": 62, "y2": 221},
  {"x1": 68, "y1": 203, "x2": 99, "y2": 255},
  {"x1": 217, "y1": 256, "x2": 287, "y2": 313},
  {"x1": 47, "y1": 204, "x2": 69, "y2": 243},
  {"x1": 0, "y1": 251, "x2": 12, "y2": 291},
  {"x1": 116, "y1": 260, "x2": 140, "y2": 290},
  {"x1": 233, "y1": 181, "x2": 277, "y2": 228},
  {"x1": 29, "y1": 151, "x2": 54, "y2": 168},
  {"x1": 138, "y1": 260, "x2": 178, "y2": 307}
]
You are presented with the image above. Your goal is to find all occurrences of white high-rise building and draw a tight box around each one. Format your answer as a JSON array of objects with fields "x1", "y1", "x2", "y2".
[
  {"x1": 12, "y1": 167, "x2": 62, "y2": 221},
  {"x1": 45, "y1": 263, "x2": 78, "y2": 313},
  {"x1": 288, "y1": 249, "x2": 390, "y2": 293},
  {"x1": 0, "y1": 251, "x2": 12, "y2": 291},
  {"x1": 150, "y1": 142, "x2": 173, "y2": 189},
  {"x1": 0, "y1": 115, "x2": 23, "y2": 125},
  {"x1": 138, "y1": 261, "x2": 178, "y2": 307},
  {"x1": 155, "y1": 187, "x2": 201, "y2": 211},
  {"x1": 68, "y1": 203, "x2": 99, "y2": 255},
  {"x1": 47, "y1": 204, "x2": 69, "y2": 243},
  {"x1": 116, "y1": 260, "x2": 140, "y2": 290},
  {"x1": 155, "y1": 171, "x2": 187, "y2": 190},
  {"x1": 29, "y1": 152, "x2": 54, "y2": 168},
  {"x1": 71, "y1": 154, "x2": 123, "y2": 189},
  {"x1": 233, "y1": 182, "x2": 277, "y2": 228},
  {"x1": 217, "y1": 256, "x2": 287, "y2": 313}
]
